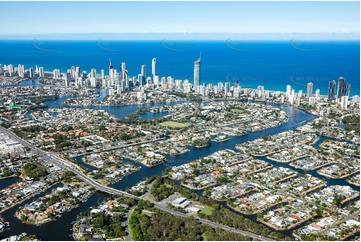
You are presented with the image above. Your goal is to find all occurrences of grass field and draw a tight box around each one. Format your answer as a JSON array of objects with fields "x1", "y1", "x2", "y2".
[
  {"x1": 159, "y1": 121, "x2": 190, "y2": 128},
  {"x1": 200, "y1": 206, "x2": 215, "y2": 216},
  {"x1": 231, "y1": 108, "x2": 245, "y2": 113}
]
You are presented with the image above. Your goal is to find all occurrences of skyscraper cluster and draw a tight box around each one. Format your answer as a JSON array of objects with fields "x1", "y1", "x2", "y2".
[{"x1": 328, "y1": 77, "x2": 351, "y2": 102}]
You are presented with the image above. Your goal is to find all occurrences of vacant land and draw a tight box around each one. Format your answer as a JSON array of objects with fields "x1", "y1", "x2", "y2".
[
  {"x1": 231, "y1": 108, "x2": 245, "y2": 113},
  {"x1": 200, "y1": 206, "x2": 215, "y2": 216},
  {"x1": 160, "y1": 121, "x2": 190, "y2": 128}
]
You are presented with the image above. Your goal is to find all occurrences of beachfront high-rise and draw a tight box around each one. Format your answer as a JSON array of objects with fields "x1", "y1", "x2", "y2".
[
  {"x1": 193, "y1": 53, "x2": 201, "y2": 92},
  {"x1": 39, "y1": 67, "x2": 44, "y2": 78},
  {"x1": 121, "y1": 62, "x2": 126, "y2": 80},
  {"x1": 328, "y1": 80, "x2": 336, "y2": 101},
  {"x1": 307, "y1": 82, "x2": 313, "y2": 97},
  {"x1": 337, "y1": 76, "x2": 351, "y2": 98},
  {"x1": 152, "y1": 58, "x2": 156, "y2": 78},
  {"x1": 29, "y1": 67, "x2": 35, "y2": 79}
]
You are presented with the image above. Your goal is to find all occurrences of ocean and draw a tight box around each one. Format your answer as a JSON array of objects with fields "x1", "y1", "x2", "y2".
[{"x1": 0, "y1": 40, "x2": 359, "y2": 96}]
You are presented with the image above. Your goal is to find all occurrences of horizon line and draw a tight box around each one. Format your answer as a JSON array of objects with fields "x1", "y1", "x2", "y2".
[{"x1": 1, "y1": 32, "x2": 359, "y2": 35}]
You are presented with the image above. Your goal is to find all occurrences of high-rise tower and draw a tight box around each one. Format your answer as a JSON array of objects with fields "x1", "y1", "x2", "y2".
[
  {"x1": 152, "y1": 58, "x2": 156, "y2": 79},
  {"x1": 307, "y1": 82, "x2": 313, "y2": 97},
  {"x1": 337, "y1": 77, "x2": 351, "y2": 98},
  {"x1": 328, "y1": 80, "x2": 336, "y2": 101},
  {"x1": 193, "y1": 52, "x2": 201, "y2": 92}
]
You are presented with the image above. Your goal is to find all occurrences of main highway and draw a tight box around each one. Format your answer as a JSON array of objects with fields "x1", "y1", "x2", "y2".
[{"x1": 0, "y1": 126, "x2": 273, "y2": 241}]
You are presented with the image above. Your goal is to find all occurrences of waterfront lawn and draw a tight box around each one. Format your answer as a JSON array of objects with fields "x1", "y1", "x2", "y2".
[{"x1": 159, "y1": 121, "x2": 190, "y2": 129}]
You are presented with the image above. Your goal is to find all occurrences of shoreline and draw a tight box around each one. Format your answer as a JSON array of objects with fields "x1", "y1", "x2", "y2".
[
  {"x1": 266, "y1": 154, "x2": 310, "y2": 164},
  {"x1": 228, "y1": 197, "x2": 292, "y2": 215},
  {"x1": 181, "y1": 182, "x2": 217, "y2": 191},
  {"x1": 229, "y1": 158, "x2": 252, "y2": 166},
  {"x1": 274, "y1": 173, "x2": 298, "y2": 184},
  {"x1": 0, "y1": 183, "x2": 56, "y2": 213},
  {"x1": 15, "y1": 195, "x2": 91, "y2": 226},
  {"x1": 341, "y1": 193, "x2": 360, "y2": 205},
  {"x1": 346, "y1": 179, "x2": 360, "y2": 187},
  {"x1": 212, "y1": 188, "x2": 257, "y2": 202},
  {"x1": 300, "y1": 183, "x2": 327, "y2": 196},
  {"x1": 247, "y1": 165, "x2": 274, "y2": 175},
  {"x1": 317, "y1": 169, "x2": 360, "y2": 180},
  {"x1": 0, "y1": 175, "x2": 19, "y2": 180},
  {"x1": 257, "y1": 213, "x2": 316, "y2": 231},
  {"x1": 289, "y1": 161, "x2": 335, "y2": 171},
  {"x1": 125, "y1": 156, "x2": 164, "y2": 168}
]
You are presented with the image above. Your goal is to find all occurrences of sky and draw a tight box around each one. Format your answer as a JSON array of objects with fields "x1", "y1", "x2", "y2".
[{"x1": 0, "y1": 1, "x2": 359, "y2": 39}]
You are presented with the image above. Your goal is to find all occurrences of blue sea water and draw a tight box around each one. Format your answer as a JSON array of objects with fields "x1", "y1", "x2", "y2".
[{"x1": 0, "y1": 40, "x2": 359, "y2": 96}]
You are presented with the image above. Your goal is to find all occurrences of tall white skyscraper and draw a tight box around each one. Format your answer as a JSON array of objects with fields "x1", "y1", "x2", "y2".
[
  {"x1": 121, "y1": 62, "x2": 126, "y2": 80},
  {"x1": 90, "y1": 68, "x2": 96, "y2": 78},
  {"x1": 340, "y1": 96, "x2": 348, "y2": 110},
  {"x1": 154, "y1": 75, "x2": 159, "y2": 86},
  {"x1": 257, "y1": 85, "x2": 264, "y2": 97},
  {"x1": 167, "y1": 76, "x2": 174, "y2": 88},
  {"x1": 193, "y1": 53, "x2": 201, "y2": 92},
  {"x1": 18, "y1": 64, "x2": 25, "y2": 78},
  {"x1": 218, "y1": 82, "x2": 223, "y2": 92},
  {"x1": 307, "y1": 82, "x2": 313, "y2": 97},
  {"x1": 152, "y1": 58, "x2": 156, "y2": 79},
  {"x1": 224, "y1": 82, "x2": 231, "y2": 94},
  {"x1": 53, "y1": 69, "x2": 60, "y2": 79},
  {"x1": 39, "y1": 67, "x2": 44, "y2": 78},
  {"x1": 138, "y1": 74, "x2": 143, "y2": 86},
  {"x1": 286, "y1": 85, "x2": 291, "y2": 98},
  {"x1": 8, "y1": 64, "x2": 14, "y2": 76},
  {"x1": 141, "y1": 65, "x2": 146, "y2": 77},
  {"x1": 315, "y1": 89, "x2": 320, "y2": 99}
]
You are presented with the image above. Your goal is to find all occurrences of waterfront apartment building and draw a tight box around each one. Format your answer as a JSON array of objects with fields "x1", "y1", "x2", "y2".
[
  {"x1": 29, "y1": 67, "x2": 35, "y2": 79},
  {"x1": 39, "y1": 67, "x2": 44, "y2": 78},
  {"x1": 337, "y1": 77, "x2": 351, "y2": 98},
  {"x1": 193, "y1": 54, "x2": 201, "y2": 92},
  {"x1": 328, "y1": 80, "x2": 336, "y2": 100},
  {"x1": 307, "y1": 82, "x2": 313, "y2": 97},
  {"x1": 152, "y1": 58, "x2": 156, "y2": 80}
]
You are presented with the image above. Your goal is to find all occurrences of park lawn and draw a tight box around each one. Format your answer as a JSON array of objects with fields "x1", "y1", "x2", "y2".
[
  {"x1": 200, "y1": 206, "x2": 215, "y2": 216},
  {"x1": 159, "y1": 121, "x2": 190, "y2": 129},
  {"x1": 68, "y1": 181, "x2": 84, "y2": 186},
  {"x1": 231, "y1": 108, "x2": 245, "y2": 113}
]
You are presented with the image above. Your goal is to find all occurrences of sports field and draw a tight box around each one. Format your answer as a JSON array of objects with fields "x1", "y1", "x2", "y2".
[{"x1": 159, "y1": 121, "x2": 190, "y2": 128}]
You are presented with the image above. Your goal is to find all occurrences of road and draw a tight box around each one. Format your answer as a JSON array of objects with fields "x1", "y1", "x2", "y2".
[
  {"x1": 152, "y1": 204, "x2": 273, "y2": 241},
  {"x1": 0, "y1": 126, "x2": 138, "y2": 200},
  {"x1": 0, "y1": 126, "x2": 274, "y2": 241},
  {"x1": 124, "y1": 205, "x2": 137, "y2": 241}
]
